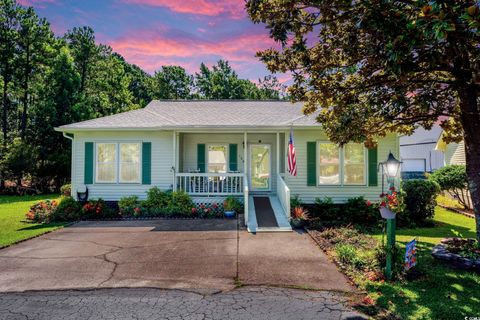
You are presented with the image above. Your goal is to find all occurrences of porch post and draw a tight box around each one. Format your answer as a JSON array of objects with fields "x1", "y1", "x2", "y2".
[
  {"x1": 172, "y1": 131, "x2": 176, "y2": 191},
  {"x1": 243, "y1": 132, "x2": 247, "y2": 175},
  {"x1": 276, "y1": 132, "x2": 280, "y2": 175}
]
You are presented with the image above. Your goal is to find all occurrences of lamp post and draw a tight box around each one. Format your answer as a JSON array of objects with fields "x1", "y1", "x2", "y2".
[{"x1": 380, "y1": 152, "x2": 402, "y2": 280}]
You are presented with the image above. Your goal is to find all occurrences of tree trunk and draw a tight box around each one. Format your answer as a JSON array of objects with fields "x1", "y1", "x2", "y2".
[{"x1": 458, "y1": 83, "x2": 480, "y2": 242}]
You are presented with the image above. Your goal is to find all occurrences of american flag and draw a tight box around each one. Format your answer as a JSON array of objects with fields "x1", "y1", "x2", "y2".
[{"x1": 288, "y1": 127, "x2": 297, "y2": 176}]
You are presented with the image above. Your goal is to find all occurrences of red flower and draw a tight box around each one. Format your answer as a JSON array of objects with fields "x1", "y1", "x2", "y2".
[
  {"x1": 212, "y1": 203, "x2": 218, "y2": 209},
  {"x1": 366, "y1": 200, "x2": 372, "y2": 207},
  {"x1": 389, "y1": 186, "x2": 396, "y2": 191},
  {"x1": 134, "y1": 207, "x2": 141, "y2": 213},
  {"x1": 191, "y1": 207, "x2": 197, "y2": 214}
]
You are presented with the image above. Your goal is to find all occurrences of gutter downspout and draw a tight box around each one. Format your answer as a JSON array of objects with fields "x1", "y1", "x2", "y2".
[{"x1": 62, "y1": 133, "x2": 75, "y2": 198}]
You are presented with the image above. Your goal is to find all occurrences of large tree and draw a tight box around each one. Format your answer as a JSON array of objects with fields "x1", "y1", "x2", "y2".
[
  {"x1": 246, "y1": 0, "x2": 480, "y2": 240},
  {"x1": 151, "y1": 66, "x2": 192, "y2": 100}
]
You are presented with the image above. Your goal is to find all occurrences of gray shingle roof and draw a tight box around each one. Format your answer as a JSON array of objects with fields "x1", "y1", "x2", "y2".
[{"x1": 57, "y1": 100, "x2": 319, "y2": 131}]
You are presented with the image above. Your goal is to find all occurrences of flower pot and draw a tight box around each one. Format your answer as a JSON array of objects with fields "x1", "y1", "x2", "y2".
[
  {"x1": 224, "y1": 210, "x2": 235, "y2": 218},
  {"x1": 290, "y1": 218, "x2": 304, "y2": 228},
  {"x1": 379, "y1": 207, "x2": 396, "y2": 220}
]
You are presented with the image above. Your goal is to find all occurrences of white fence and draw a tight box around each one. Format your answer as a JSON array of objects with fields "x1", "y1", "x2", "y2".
[{"x1": 176, "y1": 173, "x2": 244, "y2": 196}]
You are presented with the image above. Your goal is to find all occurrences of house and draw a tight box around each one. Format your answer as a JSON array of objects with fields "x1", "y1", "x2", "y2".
[
  {"x1": 399, "y1": 125, "x2": 444, "y2": 179},
  {"x1": 56, "y1": 100, "x2": 399, "y2": 232}
]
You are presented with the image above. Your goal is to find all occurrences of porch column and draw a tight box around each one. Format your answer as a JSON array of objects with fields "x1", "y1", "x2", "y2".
[
  {"x1": 243, "y1": 131, "x2": 248, "y2": 174},
  {"x1": 172, "y1": 131, "x2": 176, "y2": 191},
  {"x1": 276, "y1": 132, "x2": 280, "y2": 176}
]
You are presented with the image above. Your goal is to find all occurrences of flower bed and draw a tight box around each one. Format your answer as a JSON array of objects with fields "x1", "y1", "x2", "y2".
[{"x1": 431, "y1": 238, "x2": 480, "y2": 272}]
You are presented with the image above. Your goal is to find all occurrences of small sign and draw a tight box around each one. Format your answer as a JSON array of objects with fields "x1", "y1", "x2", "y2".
[{"x1": 404, "y1": 238, "x2": 418, "y2": 271}]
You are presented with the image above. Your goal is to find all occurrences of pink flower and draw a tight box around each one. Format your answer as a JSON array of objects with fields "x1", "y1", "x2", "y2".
[
  {"x1": 191, "y1": 207, "x2": 197, "y2": 214},
  {"x1": 366, "y1": 201, "x2": 372, "y2": 207}
]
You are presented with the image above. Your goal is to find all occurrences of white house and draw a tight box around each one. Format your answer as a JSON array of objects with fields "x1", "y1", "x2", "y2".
[{"x1": 56, "y1": 100, "x2": 399, "y2": 232}]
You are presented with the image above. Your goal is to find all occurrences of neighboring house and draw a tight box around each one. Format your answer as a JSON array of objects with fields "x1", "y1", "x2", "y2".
[
  {"x1": 399, "y1": 125, "x2": 444, "y2": 179},
  {"x1": 56, "y1": 100, "x2": 399, "y2": 232}
]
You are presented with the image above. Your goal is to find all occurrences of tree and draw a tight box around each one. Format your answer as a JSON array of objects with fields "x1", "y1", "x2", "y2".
[
  {"x1": 151, "y1": 66, "x2": 192, "y2": 99},
  {"x1": 246, "y1": 1, "x2": 480, "y2": 241},
  {"x1": 430, "y1": 165, "x2": 471, "y2": 209},
  {"x1": 195, "y1": 60, "x2": 245, "y2": 99},
  {"x1": 258, "y1": 75, "x2": 287, "y2": 100}
]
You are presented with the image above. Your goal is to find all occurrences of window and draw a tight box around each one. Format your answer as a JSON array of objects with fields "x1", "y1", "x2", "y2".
[
  {"x1": 96, "y1": 143, "x2": 117, "y2": 183},
  {"x1": 207, "y1": 145, "x2": 227, "y2": 173},
  {"x1": 318, "y1": 143, "x2": 341, "y2": 185},
  {"x1": 120, "y1": 143, "x2": 140, "y2": 183},
  {"x1": 95, "y1": 142, "x2": 141, "y2": 184},
  {"x1": 344, "y1": 143, "x2": 366, "y2": 185},
  {"x1": 317, "y1": 142, "x2": 366, "y2": 186}
]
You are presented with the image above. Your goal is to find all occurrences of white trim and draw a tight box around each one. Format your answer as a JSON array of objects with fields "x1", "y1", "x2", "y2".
[
  {"x1": 249, "y1": 143, "x2": 272, "y2": 192},
  {"x1": 95, "y1": 143, "x2": 117, "y2": 184},
  {"x1": 118, "y1": 143, "x2": 142, "y2": 184},
  {"x1": 206, "y1": 143, "x2": 229, "y2": 173},
  {"x1": 94, "y1": 141, "x2": 142, "y2": 185}
]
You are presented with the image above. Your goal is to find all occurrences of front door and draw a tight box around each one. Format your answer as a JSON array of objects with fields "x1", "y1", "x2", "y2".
[{"x1": 249, "y1": 144, "x2": 271, "y2": 191}]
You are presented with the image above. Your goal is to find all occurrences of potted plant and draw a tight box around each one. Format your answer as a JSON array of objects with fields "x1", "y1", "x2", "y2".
[
  {"x1": 379, "y1": 187, "x2": 403, "y2": 219},
  {"x1": 223, "y1": 196, "x2": 238, "y2": 218},
  {"x1": 290, "y1": 206, "x2": 309, "y2": 228}
]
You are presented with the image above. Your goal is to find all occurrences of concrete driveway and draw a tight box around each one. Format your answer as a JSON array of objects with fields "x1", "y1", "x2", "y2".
[{"x1": 0, "y1": 220, "x2": 352, "y2": 293}]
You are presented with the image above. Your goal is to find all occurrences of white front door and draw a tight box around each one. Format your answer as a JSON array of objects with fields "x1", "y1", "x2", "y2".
[{"x1": 249, "y1": 144, "x2": 271, "y2": 191}]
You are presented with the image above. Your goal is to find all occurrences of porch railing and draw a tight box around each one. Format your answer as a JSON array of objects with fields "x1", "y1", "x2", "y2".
[
  {"x1": 277, "y1": 174, "x2": 291, "y2": 219},
  {"x1": 176, "y1": 172, "x2": 244, "y2": 196},
  {"x1": 244, "y1": 175, "x2": 249, "y2": 226}
]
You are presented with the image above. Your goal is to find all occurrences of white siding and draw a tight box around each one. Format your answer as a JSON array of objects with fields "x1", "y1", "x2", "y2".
[
  {"x1": 446, "y1": 141, "x2": 466, "y2": 165},
  {"x1": 284, "y1": 130, "x2": 399, "y2": 203},
  {"x1": 72, "y1": 131, "x2": 174, "y2": 201}
]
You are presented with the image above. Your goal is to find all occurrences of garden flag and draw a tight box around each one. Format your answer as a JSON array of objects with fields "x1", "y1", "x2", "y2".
[
  {"x1": 404, "y1": 238, "x2": 418, "y2": 271},
  {"x1": 288, "y1": 127, "x2": 297, "y2": 176}
]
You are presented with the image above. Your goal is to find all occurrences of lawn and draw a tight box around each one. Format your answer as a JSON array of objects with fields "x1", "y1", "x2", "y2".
[
  {"x1": 367, "y1": 207, "x2": 480, "y2": 320},
  {"x1": 0, "y1": 194, "x2": 66, "y2": 248}
]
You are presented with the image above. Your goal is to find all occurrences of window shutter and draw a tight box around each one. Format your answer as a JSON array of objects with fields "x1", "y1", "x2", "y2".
[
  {"x1": 142, "y1": 142, "x2": 152, "y2": 185},
  {"x1": 84, "y1": 142, "x2": 94, "y2": 184},
  {"x1": 368, "y1": 146, "x2": 378, "y2": 186},
  {"x1": 229, "y1": 144, "x2": 238, "y2": 171},
  {"x1": 197, "y1": 144, "x2": 206, "y2": 173},
  {"x1": 307, "y1": 142, "x2": 316, "y2": 186}
]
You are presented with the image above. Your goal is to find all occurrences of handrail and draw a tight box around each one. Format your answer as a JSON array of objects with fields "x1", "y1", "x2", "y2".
[
  {"x1": 277, "y1": 174, "x2": 291, "y2": 219},
  {"x1": 176, "y1": 172, "x2": 243, "y2": 177},
  {"x1": 244, "y1": 174, "x2": 249, "y2": 226},
  {"x1": 176, "y1": 172, "x2": 244, "y2": 195}
]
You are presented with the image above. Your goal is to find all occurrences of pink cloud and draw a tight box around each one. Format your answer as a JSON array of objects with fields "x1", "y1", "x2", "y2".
[
  {"x1": 17, "y1": 0, "x2": 55, "y2": 8},
  {"x1": 121, "y1": 0, "x2": 245, "y2": 18}
]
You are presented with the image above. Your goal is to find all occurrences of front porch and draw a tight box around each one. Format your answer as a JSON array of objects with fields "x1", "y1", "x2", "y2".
[{"x1": 171, "y1": 131, "x2": 291, "y2": 232}]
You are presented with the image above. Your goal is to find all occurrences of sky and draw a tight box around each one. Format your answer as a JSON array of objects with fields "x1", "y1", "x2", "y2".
[{"x1": 18, "y1": 0, "x2": 288, "y2": 82}]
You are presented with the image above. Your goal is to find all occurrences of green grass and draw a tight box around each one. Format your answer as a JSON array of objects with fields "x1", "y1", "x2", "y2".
[
  {"x1": 0, "y1": 194, "x2": 66, "y2": 248},
  {"x1": 367, "y1": 207, "x2": 480, "y2": 320}
]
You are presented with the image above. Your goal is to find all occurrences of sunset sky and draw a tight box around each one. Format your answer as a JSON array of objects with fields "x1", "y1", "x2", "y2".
[{"x1": 19, "y1": 0, "x2": 286, "y2": 81}]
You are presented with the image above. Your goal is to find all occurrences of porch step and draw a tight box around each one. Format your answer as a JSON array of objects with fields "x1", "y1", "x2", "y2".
[{"x1": 247, "y1": 195, "x2": 292, "y2": 233}]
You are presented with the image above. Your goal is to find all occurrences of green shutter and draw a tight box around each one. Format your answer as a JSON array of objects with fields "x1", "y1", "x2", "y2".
[
  {"x1": 142, "y1": 142, "x2": 152, "y2": 185},
  {"x1": 84, "y1": 142, "x2": 94, "y2": 184},
  {"x1": 307, "y1": 142, "x2": 316, "y2": 186},
  {"x1": 229, "y1": 144, "x2": 238, "y2": 171},
  {"x1": 368, "y1": 146, "x2": 378, "y2": 186},
  {"x1": 197, "y1": 144, "x2": 206, "y2": 173}
]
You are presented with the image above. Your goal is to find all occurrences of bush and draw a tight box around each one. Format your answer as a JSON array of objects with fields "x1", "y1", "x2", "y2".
[
  {"x1": 118, "y1": 195, "x2": 142, "y2": 217},
  {"x1": 144, "y1": 187, "x2": 172, "y2": 209},
  {"x1": 401, "y1": 179, "x2": 440, "y2": 226},
  {"x1": 290, "y1": 195, "x2": 304, "y2": 209},
  {"x1": 223, "y1": 196, "x2": 243, "y2": 213},
  {"x1": 344, "y1": 196, "x2": 380, "y2": 225},
  {"x1": 60, "y1": 184, "x2": 71, "y2": 197},
  {"x1": 52, "y1": 197, "x2": 81, "y2": 221},
  {"x1": 312, "y1": 197, "x2": 340, "y2": 220},
  {"x1": 429, "y1": 165, "x2": 470, "y2": 209},
  {"x1": 194, "y1": 202, "x2": 223, "y2": 218},
  {"x1": 81, "y1": 199, "x2": 117, "y2": 219},
  {"x1": 169, "y1": 191, "x2": 194, "y2": 216},
  {"x1": 25, "y1": 199, "x2": 58, "y2": 223}
]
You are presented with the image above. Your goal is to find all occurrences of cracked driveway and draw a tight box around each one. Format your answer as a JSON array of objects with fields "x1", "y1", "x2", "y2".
[{"x1": 0, "y1": 219, "x2": 352, "y2": 293}]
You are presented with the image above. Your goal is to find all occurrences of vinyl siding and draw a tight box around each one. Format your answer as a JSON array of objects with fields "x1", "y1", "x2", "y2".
[
  {"x1": 72, "y1": 131, "x2": 174, "y2": 201},
  {"x1": 284, "y1": 130, "x2": 399, "y2": 203},
  {"x1": 445, "y1": 141, "x2": 466, "y2": 165}
]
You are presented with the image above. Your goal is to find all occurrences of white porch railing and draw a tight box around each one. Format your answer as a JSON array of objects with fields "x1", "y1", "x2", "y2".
[
  {"x1": 176, "y1": 173, "x2": 244, "y2": 196},
  {"x1": 277, "y1": 174, "x2": 291, "y2": 219},
  {"x1": 244, "y1": 175, "x2": 249, "y2": 226}
]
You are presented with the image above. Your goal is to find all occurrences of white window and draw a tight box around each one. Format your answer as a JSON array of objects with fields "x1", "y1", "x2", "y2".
[
  {"x1": 96, "y1": 143, "x2": 117, "y2": 183},
  {"x1": 207, "y1": 145, "x2": 227, "y2": 173},
  {"x1": 318, "y1": 143, "x2": 340, "y2": 185},
  {"x1": 317, "y1": 142, "x2": 366, "y2": 186},
  {"x1": 119, "y1": 143, "x2": 140, "y2": 183},
  {"x1": 343, "y1": 143, "x2": 366, "y2": 185}
]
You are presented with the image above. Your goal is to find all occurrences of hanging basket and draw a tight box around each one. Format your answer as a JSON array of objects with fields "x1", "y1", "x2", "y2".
[{"x1": 379, "y1": 207, "x2": 396, "y2": 220}]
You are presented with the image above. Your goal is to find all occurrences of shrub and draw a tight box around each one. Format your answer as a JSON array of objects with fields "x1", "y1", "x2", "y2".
[
  {"x1": 25, "y1": 199, "x2": 58, "y2": 223},
  {"x1": 194, "y1": 202, "x2": 223, "y2": 218},
  {"x1": 60, "y1": 184, "x2": 71, "y2": 197},
  {"x1": 169, "y1": 191, "x2": 194, "y2": 216},
  {"x1": 290, "y1": 195, "x2": 303, "y2": 209},
  {"x1": 401, "y1": 179, "x2": 440, "y2": 226},
  {"x1": 144, "y1": 187, "x2": 171, "y2": 209},
  {"x1": 52, "y1": 197, "x2": 81, "y2": 221},
  {"x1": 429, "y1": 165, "x2": 470, "y2": 209},
  {"x1": 344, "y1": 196, "x2": 380, "y2": 225},
  {"x1": 223, "y1": 196, "x2": 242, "y2": 213},
  {"x1": 312, "y1": 197, "x2": 340, "y2": 220},
  {"x1": 81, "y1": 199, "x2": 116, "y2": 219},
  {"x1": 118, "y1": 195, "x2": 142, "y2": 217}
]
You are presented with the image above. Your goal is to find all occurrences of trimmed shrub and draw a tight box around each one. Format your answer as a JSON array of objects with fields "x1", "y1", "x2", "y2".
[
  {"x1": 81, "y1": 199, "x2": 117, "y2": 219},
  {"x1": 429, "y1": 165, "x2": 470, "y2": 209},
  {"x1": 52, "y1": 197, "x2": 81, "y2": 221},
  {"x1": 312, "y1": 197, "x2": 340, "y2": 220},
  {"x1": 144, "y1": 187, "x2": 171, "y2": 209},
  {"x1": 118, "y1": 195, "x2": 142, "y2": 217},
  {"x1": 60, "y1": 184, "x2": 71, "y2": 197},
  {"x1": 344, "y1": 196, "x2": 379, "y2": 225},
  {"x1": 169, "y1": 191, "x2": 194, "y2": 216},
  {"x1": 401, "y1": 179, "x2": 440, "y2": 226},
  {"x1": 25, "y1": 199, "x2": 58, "y2": 223}
]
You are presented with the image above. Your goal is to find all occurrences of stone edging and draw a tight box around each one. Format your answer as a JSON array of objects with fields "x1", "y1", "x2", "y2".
[
  {"x1": 438, "y1": 205, "x2": 475, "y2": 219},
  {"x1": 431, "y1": 241, "x2": 480, "y2": 272}
]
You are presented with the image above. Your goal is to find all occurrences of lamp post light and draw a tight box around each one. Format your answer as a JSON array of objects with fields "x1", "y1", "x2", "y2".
[{"x1": 379, "y1": 152, "x2": 402, "y2": 280}]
